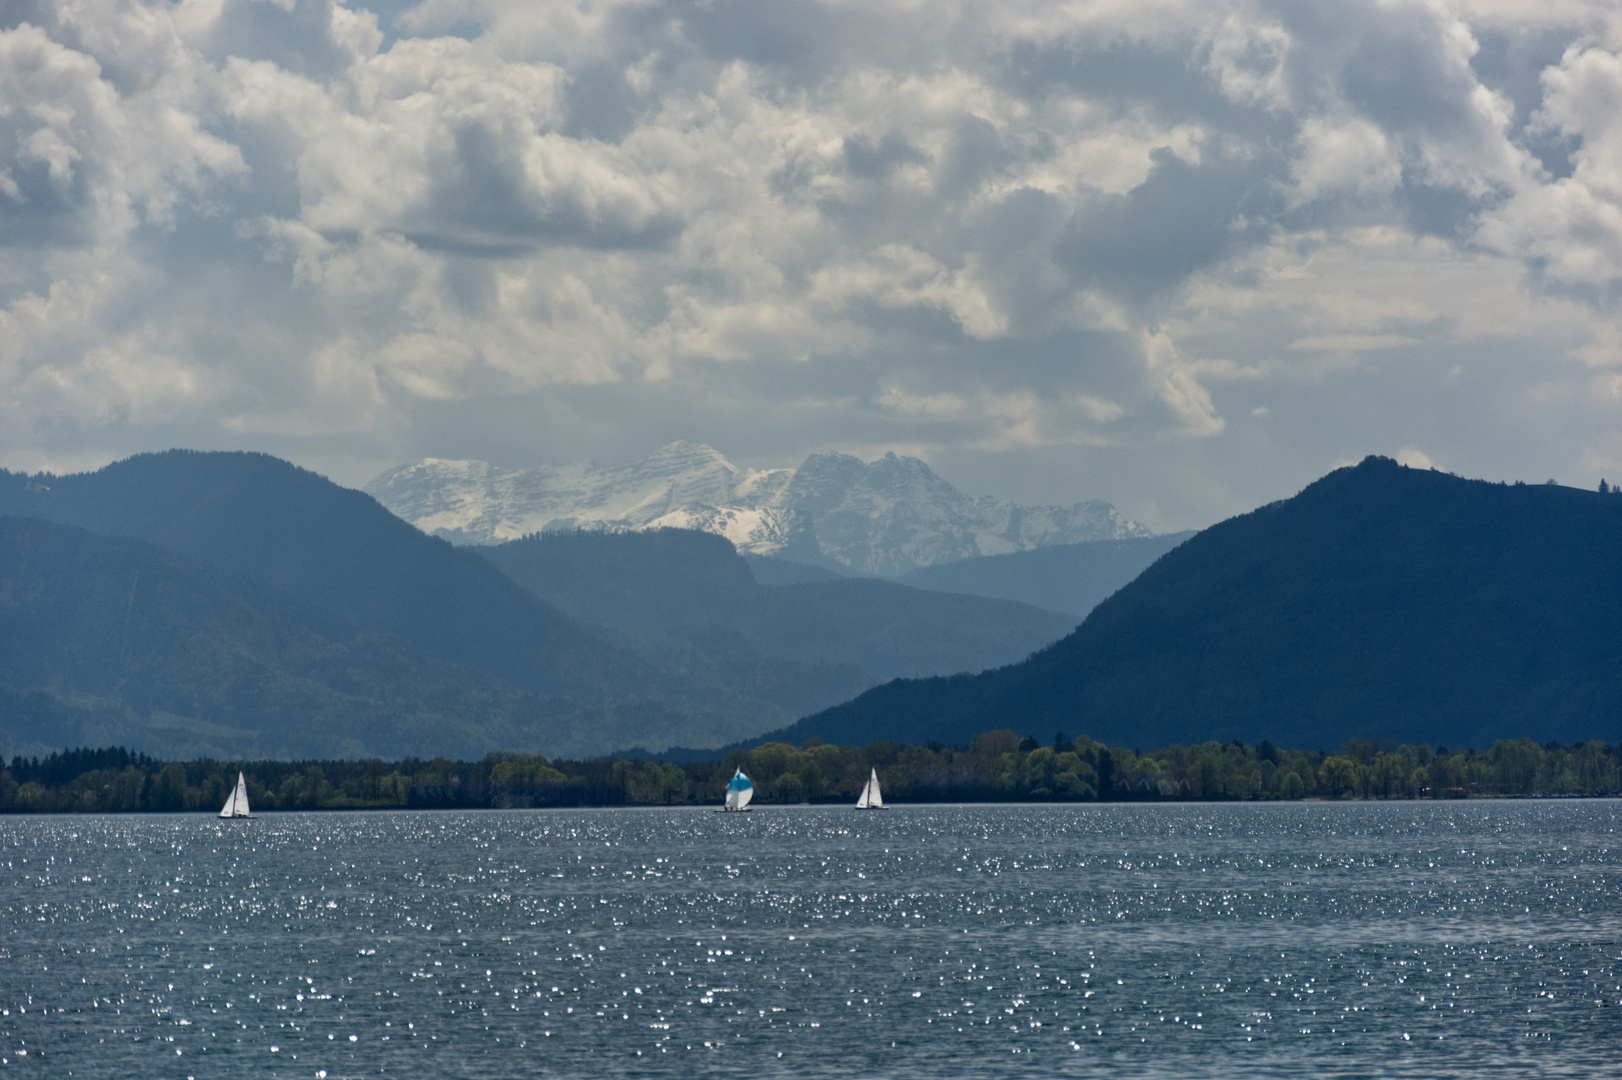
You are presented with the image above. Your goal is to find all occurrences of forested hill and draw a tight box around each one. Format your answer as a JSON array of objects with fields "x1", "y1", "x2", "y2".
[
  {"x1": 0, "y1": 451, "x2": 682, "y2": 705},
  {"x1": 0, "y1": 516, "x2": 754, "y2": 761},
  {"x1": 767, "y1": 458, "x2": 1622, "y2": 752}
]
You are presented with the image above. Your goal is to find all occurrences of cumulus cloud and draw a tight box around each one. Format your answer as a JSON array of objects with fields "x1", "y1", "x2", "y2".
[
  {"x1": 1, "y1": 0, "x2": 1621, "y2": 523},
  {"x1": 1477, "y1": 41, "x2": 1622, "y2": 285}
]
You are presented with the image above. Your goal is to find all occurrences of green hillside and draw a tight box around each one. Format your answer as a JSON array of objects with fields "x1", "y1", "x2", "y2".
[
  {"x1": 0, "y1": 517, "x2": 761, "y2": 760},
  {"x1": 0, "y1": 451, "x2": 675, "y2": 703},
  {"x1": 768, "y1": 458, "x2": 1622, "y2": 751}
]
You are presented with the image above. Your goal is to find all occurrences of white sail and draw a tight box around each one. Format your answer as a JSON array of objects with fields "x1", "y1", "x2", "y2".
[
  {"x1": 856, "y1": 768, "x2": 884, "y2": 808},
  {"x1": 219, "y1": 771, "x2": 251, "y2": 818}
]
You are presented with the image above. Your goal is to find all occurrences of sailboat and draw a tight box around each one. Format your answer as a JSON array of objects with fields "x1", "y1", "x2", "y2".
[
  {"x1": 855, "y1": 768, "x2": 885, "y2": 809},
  {"x1": 719, "y1": 769, "x2": 753, "y2": 812},
  {"x1": 218, "y1": 771, "x2": 253, "y2": 818}
]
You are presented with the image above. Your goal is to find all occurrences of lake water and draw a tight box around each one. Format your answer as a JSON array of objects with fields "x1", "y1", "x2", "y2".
[{"x1": 2, "y1": 802, "x2": 1618, "y2": 1077}]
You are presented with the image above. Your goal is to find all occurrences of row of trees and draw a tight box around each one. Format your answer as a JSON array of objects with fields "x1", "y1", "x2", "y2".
[
  {"x1": 2, "y1": 734, "x2": 1619, "y2": 813},
  {"x1": 719, "y1": 732, "x2": 1622, "y2": 803}
]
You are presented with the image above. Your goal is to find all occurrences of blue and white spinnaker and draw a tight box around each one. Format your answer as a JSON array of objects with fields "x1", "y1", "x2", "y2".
[{"x1": 723, "y1": 769, "x2": 753, "y2": 811}]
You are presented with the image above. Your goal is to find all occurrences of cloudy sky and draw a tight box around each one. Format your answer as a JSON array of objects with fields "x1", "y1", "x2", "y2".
[{"x1": 2, "y1": 0, "x2": 1621, "y2": 529}]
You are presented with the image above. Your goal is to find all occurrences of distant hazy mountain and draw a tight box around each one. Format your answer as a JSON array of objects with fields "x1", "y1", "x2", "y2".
[
  {"x1": 0, "y1": 517, "x2": 746, "y2": 761},
  {"x1": 0, "y1": 451, "x2": 1078, "y2": 760},
  {"x1": 741, "y1": 554, "x2": 846, "y2": 586},
  {"x1": 366, "y1": 441, "x2": 1149, "y2": 576},
  {"x1": 481, "y1": 528, "x2": 1076, "y2": 724},
  {"x1": 898, "y1": 533, "x2": 1195, "y2": 618},
  {"x1": 765, "y1": 458, "x2": 1622, "y2": 752},
  {"x1": 0, "y1": 451, "x2": 664, "y2": 703},
  {"x1": 0, "y1": 452, "x2": 809, "y2": 754}
]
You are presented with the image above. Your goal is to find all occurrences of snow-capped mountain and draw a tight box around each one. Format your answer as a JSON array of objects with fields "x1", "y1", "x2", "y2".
[{"x1": 364, "y1": 441, "x2": 1150, "y2": 576}]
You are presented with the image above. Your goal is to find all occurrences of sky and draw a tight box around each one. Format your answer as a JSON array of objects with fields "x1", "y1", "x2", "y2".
[{"x1": 2, "y1": 0, "x2": 1621, "y2": 531}]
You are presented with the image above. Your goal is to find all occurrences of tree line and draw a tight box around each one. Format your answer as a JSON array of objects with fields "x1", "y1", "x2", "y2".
[{"x1": 2, "y1": 733, "x2": 1619, "y2": 813}]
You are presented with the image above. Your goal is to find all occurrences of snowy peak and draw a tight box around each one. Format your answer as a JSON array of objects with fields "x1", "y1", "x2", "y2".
[
  {"x1": 775, "y1": 451, "x2": 1147, "y2": 576},
  {"x1": 364, "y1": 443, "x2": 1150, "y2": 575},
  {"x1": 364, "y1": 444, "x2": 797, "y2": 550}
]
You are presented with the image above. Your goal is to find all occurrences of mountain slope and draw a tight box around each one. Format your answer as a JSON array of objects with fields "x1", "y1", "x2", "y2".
[
  {"x1": 0, "y1": 451, "x2": 699, "y2": 706},
  {"x1": 367, "y1": 442, "x2": 1149, "y2": 575},
  {"x1": 768, "y1": 458, "x2": 1622, "y2": 752},
  {"x1": 0, "y1": 517, "x2": 758, "y2": 761},
  {"x1": 742, "y1": 554, "x2": 846, "y2": 585},
  {"x1": 898, "y1": 532, "x2": 1195, "y2": 617},
  {"x1": 479, "y1": 528, "x2": 1077, "y2": 722}
]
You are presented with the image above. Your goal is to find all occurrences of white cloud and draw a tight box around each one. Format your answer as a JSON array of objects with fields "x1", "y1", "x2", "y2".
[
  {"x1": 1142, "y1": 330, "x2": 1225, "y2": 437},
  {"x1": 809, "y1": 245, "x2": 1007, "y2": 340},
  {"x1": 0, "y1": 0, "x2": 1620, "y2": 520},
  {"x1": 1289, "y1": 116, "x2": 1402, "y2": 205},
  {"x1": 1396, "y1": 446, "x2": 1436, "y2": 470},
  {"x1": 1477, "y1": 43, "x2": 1622, "y2": 284}
]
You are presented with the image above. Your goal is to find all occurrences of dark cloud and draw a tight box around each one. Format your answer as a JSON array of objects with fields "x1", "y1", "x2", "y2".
[
  {"x1": 1055, "y1": 147, "x2": 1277, "y2": 308},
  {"x1": 561, "y1": 61, "x2": 645, "y2": 143},
  {"x1": 414, "y1": 122, "x2": 682, "y2": 250},
  {"x1": 842, "y1": 130, "x2": 928, "y2": 181},
  {"x1": 1004, "y1": 36, "x2": 1289, "y2": 142}
]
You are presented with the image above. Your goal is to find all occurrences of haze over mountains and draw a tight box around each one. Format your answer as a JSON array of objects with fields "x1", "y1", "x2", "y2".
[
  {"x1": 772, "y1": 458, "x2": 1622, "y2": 754},
  {"x1": 898, "y1": 533, "x2": 1195, "y2": 618},
  {"x1": 0, "y1": 451, "x2": 1076, "y2": 760},
  {"x1": 483, "y1": 529, "x2": 1072, "y2": 715},
  {"x1": 366, "y1": 442, "x2": 1149, "y2": 577}
]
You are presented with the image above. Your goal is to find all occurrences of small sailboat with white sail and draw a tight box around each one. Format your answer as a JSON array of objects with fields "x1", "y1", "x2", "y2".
[
  {"x1": 855, "y1": 768, "x2": 885, "y2": 809},
  {"x1": 219, "y1": 771, "x2": 253, "y2": 818},
  {"x1": 719, "y1": 769, "x2": 753, "y2": 811}
]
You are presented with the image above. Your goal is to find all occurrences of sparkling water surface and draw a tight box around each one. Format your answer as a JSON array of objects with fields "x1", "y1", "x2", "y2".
[{"x1": 2, "y1": 802, "x2": 1619, "y2": 1077}]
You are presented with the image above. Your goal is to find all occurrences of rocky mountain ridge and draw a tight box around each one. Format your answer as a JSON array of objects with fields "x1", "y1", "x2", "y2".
[{"x1": 366, "y1": 441, "x2": 1149, "y2": 576}]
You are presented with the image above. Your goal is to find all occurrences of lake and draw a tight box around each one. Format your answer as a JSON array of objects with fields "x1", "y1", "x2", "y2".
[{"x1": 2, "y1": 802, "x2": 1617, "y2": 1077}]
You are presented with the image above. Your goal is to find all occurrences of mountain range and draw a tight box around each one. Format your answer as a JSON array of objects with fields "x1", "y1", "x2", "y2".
[
  {"x1": 365, "y1": 441, "x2": 1149, "y2": 577},
  {"x1": 0, "y1": 451, "x2": 1076, "y2": 760},
  {"x1": 767, "y1": 458, "x2": 1622, "y2": 753},
  {"x1": 10, "y1": 449, "x2": 1612, "y2": 765}
]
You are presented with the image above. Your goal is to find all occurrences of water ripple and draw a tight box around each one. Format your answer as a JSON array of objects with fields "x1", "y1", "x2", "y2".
[{"x1": 1, "y1": 802, "x2": 1618, "y2": 1076}]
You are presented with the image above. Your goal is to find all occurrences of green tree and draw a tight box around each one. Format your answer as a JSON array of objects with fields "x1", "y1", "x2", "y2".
[{"x1": 149, "y1": 764, "x2": 188, "y2": 811}]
